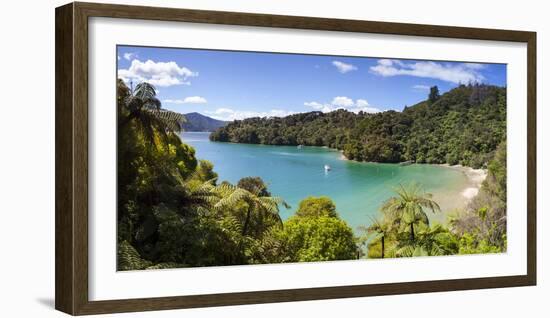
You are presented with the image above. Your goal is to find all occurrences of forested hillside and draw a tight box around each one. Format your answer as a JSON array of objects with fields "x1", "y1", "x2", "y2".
[
  {"x1": 182, "y1": 112, "x2": 228, "y2": 132},
  {"x1": 210, "y1": 84, "x2": 506, "y2": 168}
]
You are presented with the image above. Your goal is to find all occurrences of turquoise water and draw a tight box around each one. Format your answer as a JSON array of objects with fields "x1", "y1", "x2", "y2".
[{"x1": 181, "y1": 132, "x2": 470, "y2": 231}]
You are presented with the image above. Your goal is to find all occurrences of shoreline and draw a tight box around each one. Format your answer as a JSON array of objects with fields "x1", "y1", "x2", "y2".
[
  {"x1": 187, "y1": 135, "x2": 488, "y2": 227},
  {"x1": 437, "y1": 163, "x2": 488, "y2": 201},
  {"x1": 198, "y1": 136, "x2": 488, "y2": 210},
  {"x1": 338, "y1": 150, "x2": 488, "y2": 202}
]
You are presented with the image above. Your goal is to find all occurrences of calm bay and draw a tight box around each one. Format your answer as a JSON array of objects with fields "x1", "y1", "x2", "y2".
[{"x1": 181, "y1": 132, "x2": 474, "y2": 231}]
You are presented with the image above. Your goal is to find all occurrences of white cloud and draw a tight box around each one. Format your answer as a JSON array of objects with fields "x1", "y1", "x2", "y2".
[
  {"x1": 332, "y1": 60, "x2": 358, "y2": 74},
  {"x1": 378, "y1": 59, "x2": 393, "y2": 66},
  {"x1": 356, "y1": 99, "x2": 370, "y2": 107},
  {"x1": 163, "y1": 96, "x2": 208, "y2": 104},
  {"x1": 370, "y1": 59, "x2": 485, "y2": 84},
  {"x1": 331, "y1": 96, "x2": 354, "y2": 107},
  {"x1": 183, "y1": 96, "x2": 207, "y2": 104},
  {"x1": 304, "y1": 101, "x2": 324, "y2": 109},
  {"x1": 123, "y1": 52, "x2": 137, "y2": 60},
  {"x1": 353, "y1": 107, "x2": 381, "y2": 114},
  {"x1": 412, "y1": 84, "x2": 431, "y2": 90},
  {"x1": 210, "y1": 108, "x2": 234, "y2": 115},
  {"x1": 118, "y1": 59, "x2": 198, "y2": 87},
  {"x1": 205, "y1": 108, "x2": 296, "y2": 121},
  {"x1": 304, "y1": 101, "x2": 332, "y2": 113},
  {"x1": 304, "y1": 97, "x2": 381, "y2": 114},
  {"x1": 464, "y1": 63, "x2": 486, "y2": 70}
]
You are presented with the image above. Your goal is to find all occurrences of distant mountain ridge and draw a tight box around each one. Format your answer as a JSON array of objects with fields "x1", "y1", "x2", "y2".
[{"x1": 182, "y1": 112, "x2": 228, "y2": 132}]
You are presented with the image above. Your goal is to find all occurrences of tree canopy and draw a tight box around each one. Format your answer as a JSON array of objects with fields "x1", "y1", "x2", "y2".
[
  {"x1": 275, "y1": 215, "x2": 357, "y2": 262},
  {"x1": 211, "y1": 84, "x2": 506, "y2": 168},
  {"x1": 295, "y1": 196, "x2": 339, "y2": 218}
]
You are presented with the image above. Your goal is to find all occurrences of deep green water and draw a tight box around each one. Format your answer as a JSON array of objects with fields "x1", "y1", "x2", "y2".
[{"x1": 181, "y1": 132, "x2": 470, "y2": 231}]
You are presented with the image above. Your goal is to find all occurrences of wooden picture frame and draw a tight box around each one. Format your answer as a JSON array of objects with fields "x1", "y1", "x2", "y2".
[{"x1": 55, "y1": 2, "x2": 536, "y2": 315}]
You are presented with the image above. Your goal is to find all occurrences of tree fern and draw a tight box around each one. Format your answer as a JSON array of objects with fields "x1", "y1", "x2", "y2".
[
  {"x1": 381, "y1": 183, "x2": 440, "y2": 241},
  {"x1": 117, "y1": 240, "x2": 152, "y2": 271}
]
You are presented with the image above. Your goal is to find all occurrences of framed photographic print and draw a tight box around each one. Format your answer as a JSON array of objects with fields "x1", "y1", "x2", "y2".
[{"x1": 55, "y1": 2, "x2": 536, "y2": 315}]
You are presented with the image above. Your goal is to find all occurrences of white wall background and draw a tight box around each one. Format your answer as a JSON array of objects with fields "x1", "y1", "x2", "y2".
[{"x1": 0, "y1": 0, "x2": 547, "y2": 317}]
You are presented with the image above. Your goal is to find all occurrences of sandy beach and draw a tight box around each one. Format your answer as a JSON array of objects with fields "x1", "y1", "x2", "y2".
[
  {"x1": 438, "y1": 163, "x2": 488, "y2": 200},
  {"x1": 423, "y1": 164, "x2": 487, "y2": 223}
]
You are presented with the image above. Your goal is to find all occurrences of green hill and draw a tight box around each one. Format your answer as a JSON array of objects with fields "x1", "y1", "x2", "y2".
[
  {"x1": 182, "y1": 112, "x2": 228, "y2": 132},
  {"x1": 210, "y1": 84, "x2": 506, "y2": 168}
]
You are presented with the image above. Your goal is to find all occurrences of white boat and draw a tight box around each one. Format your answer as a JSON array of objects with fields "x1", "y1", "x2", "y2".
[
  {"x1": 297, "y1": 145, "x2": 303, "y2": 149},
  {"x1": 324, "y1": 164, "x2": 331, "y2": 171}
]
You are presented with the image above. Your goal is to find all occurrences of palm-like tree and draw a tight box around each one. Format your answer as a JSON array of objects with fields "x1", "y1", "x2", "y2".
[
  {"x1": 177, "y1": 177, "x2": 219, "y2": 218},
  {"x1": 381, "y1": 183, "x2": 441, "y2": 241},
  {"x1": 387, "y1": 223, "x2": 449, "y2": 257},
  {"x1": 362, "y1": 217, "x2": 392, "y2": 258},
  {"x1": 214, "y1": 183, "x2": 289, "y2": 237},
  {"x1": 118, "y1": 80, "x2": 186, "y2": 143}
]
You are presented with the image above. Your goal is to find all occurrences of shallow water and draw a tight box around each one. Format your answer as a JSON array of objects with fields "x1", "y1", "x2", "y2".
[{"x1": 181, "y1": 132, "x2": 471, "y2": 231}]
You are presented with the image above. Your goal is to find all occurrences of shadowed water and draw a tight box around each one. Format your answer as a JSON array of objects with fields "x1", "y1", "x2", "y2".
[{"x1": 181, "y1": 132, "x2": 470, "y2": 231}]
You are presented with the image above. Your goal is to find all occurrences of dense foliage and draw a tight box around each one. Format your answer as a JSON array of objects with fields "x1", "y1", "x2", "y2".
[
  {"x1": 117, "y1": 80, "x2": 359, "y2": 269},
  {"x1": 117, "y1": 80, "x2": 506, "y2": 270},
  {"x1": 210, "y1": 84, "x2": 506, "y2": 168},
  {"x1": 295, "y1": 196, "x2": 339, "y2": 218},
  {"x1": 449, "y1": 141, "x2": 507, "y2": 254},
  {"x1": 274, "y1": 215, "x2": 357, "y2": 262}
]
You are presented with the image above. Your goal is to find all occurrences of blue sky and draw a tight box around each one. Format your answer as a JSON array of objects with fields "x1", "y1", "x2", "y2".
[{"x1": 117, "y1": 45, "x2": 506, "y2": 121}]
